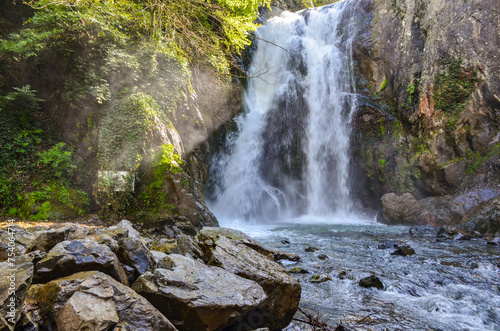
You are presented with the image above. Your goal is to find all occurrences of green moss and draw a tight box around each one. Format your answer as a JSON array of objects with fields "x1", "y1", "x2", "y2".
[
  {"x1": 32, "y1": 282, "x2": 61, "y2": 318},
  {"x1": 434, "y1": 57, "x2": 477, "y2": 131}
]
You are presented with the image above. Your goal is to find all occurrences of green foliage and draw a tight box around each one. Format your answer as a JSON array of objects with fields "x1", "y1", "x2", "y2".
[
  {"x1": 379, "y1": 78, "x2": 387, "y2": 93},
  {"x1": 152, "y1": 144, "x2": 184, "y2": 176},
  {"x1": 135, "y1": 144, "x2": 183, "y2": 220},
  {"x1": 38, "y1": 142, "x2": 76, "y2": 178},
  {"x1": 21, "y1": 0, "x2": 268, "y2": 74},
  {"x1": 406, "y1": 78, "x2": 419, "y2": 106}
]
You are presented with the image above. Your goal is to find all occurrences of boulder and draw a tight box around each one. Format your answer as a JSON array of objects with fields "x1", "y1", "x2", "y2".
[
  {"x1": 132, "y1": 254, "x2": 266, "y2": 331},
  {"x1": 0, "y1": 252, "x2": 44, "y2": 330},
  {"x1": 381, "y1": 193, "x2": 422, "y2": 224},
  {"x1": 25, "y1": 224, "x2": 90, "y2": 253},
  {"x1": 309, "y1": 274, "x2": 332, "y2": 283},
  {"x1": 197, "y1": 233, "x2": 301, "y2": 330},
  {"x1": 391, "y1": 245, "x2": 416, "y2": 256},
  {"x1": 305, "y1": 246, "x2": 319, "y2": 253},
  {"x1": 359, "y1": 275, "x2": 384, "y2": 290},
  {"x1": 197, "y1": 227, "x2": 274, "y2": 259},
  {"x1": 116, "y1": 237, "x2": 154, "y2": 280},
  {"x1": 271, "y1": 250, "x2": 300, "y2": 262},
  {"x1": 436, "y1": 226, "x2": 472, "y2": 242},
  {"x1": 460, "y1": 197, "x2": 500, "y2": 235},
  {"x1": 34, "y1": 239, "x2": 128, "y2": 285},
  {"x1": 0, "y1": 226, "x2": 33, "y2": 262},
  {"x1": 55, "y1": 291, "x2": 119, "y2": 330},
  {"x1": 150, "y1": 235, "x2": 203, "y2": 259},
  {"x1": 23, "y1": 271, "x2": 177, "y2": 330},
  {"x1": 101, "y1": 220, "x2": 142, "y2": 244},
  {"x1": 288, "y1": 267, "x2": 309, "y2": 274}
]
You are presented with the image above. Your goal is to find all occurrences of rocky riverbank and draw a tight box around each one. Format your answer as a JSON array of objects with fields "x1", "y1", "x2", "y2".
[{"x1": 0, "y1": 220, "x2": 301, "y2": 331}]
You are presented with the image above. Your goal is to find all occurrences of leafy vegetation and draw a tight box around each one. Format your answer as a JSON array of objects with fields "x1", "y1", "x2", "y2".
[{"x1": 0, "y1": 0, "x2": 267, "y2": 220}]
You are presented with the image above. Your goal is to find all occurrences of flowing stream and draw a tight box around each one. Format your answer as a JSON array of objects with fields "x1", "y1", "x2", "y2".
[{"x1": 206, "y1": 1, "x2": 500, "y2": 330}]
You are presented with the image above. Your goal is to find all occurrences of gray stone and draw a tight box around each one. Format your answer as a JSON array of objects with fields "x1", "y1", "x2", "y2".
[
  {"x1": 359, "y1": 275, "x2": 384, "y2": 290},
  {"x1": 55, "y1": 291, "x2": 119, "y2": 330},
  {"x1": 34, "y1": 239, "x2": 128, "y2": 285},
  {"x1": 381, "y1": 193, "x2": 422, "y2": 224},
  {"x1": 197, "y1": 234, "x2": 301, "y2": 330},
  {"x1": 0, "y1": 252, "x2": 44, "y2": 330},
  {"x1": 24, "y1": 271, "x2": 177, "y2": 330},
  {"x1": 132, "y1": 254, "x2": 266, "y2": 331}
]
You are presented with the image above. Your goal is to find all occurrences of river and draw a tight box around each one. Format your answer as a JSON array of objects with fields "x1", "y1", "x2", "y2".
[{"x1": 205, "y1": 1, "x2": 500, "y2": 330}]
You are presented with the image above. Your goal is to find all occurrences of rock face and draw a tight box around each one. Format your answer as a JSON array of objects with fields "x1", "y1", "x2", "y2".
[
  {"x1": 350, "y1": 0, "x2": 500, "y2": 226},
  {"x1": 381, "y1": 193, "x2": 422, "y2": 224},
  {"x1": 34, "y1": 239, "x2": 128, "y2": 285},
  {"x1": 197, "y1": 228, "x2": 301, "y2": 331},
  {"x1": 132, "y1": 254, "x2": 266, "y2": 331}
]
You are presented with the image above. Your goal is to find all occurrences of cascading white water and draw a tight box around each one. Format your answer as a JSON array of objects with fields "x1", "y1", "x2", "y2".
[{"x1": 208, "y1": 1, "x2": 361, "y2": 223}]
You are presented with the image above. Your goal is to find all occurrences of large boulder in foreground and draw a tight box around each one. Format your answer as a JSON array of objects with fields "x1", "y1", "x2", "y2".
[
  {"x1": 132, "y1": 254, "x2": 266, "y2": 331},
  {"x1": 197, "y1": 228, "x2": 301, "y2": 330},
  {"x1": 34, "y1": 239, "x2": 128, "y2": 285},
  {"x1": 380, "y1": 193, "x2": 422, "y2": 224},
  {"x1": 24, "y1": 271, "x2": 177, "y2": 330}
]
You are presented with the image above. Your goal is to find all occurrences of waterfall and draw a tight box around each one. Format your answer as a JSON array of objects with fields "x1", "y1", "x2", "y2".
[{"x1": 207, "y1": 0, "x2": 361, "y2": 223}]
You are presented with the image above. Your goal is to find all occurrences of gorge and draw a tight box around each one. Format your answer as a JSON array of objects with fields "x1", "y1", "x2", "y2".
[{"x1": 0, "y1": 0, "x2": 499, "y2": 330}]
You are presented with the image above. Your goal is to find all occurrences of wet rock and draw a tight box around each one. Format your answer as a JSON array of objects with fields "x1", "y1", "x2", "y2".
[
  {"x1": 380, "y1": 193, "x2": 422, "y2": 224},
  {"x1": 377, "y1": 239, "x2": 399, "y2": 249},
  {"x1": 436, "y1": 226, "x2": 472, "y2": 242},
  {"x1": 197, "y1": 231, "x2": 301, "y2": 330},
  {"x1": 132, "y1": 254, "x2": 266, "y2": 331},
  {"x1": 34, "y1": 239, "x2": 128, "y2": 285},
  {"x1": 198, "y1": 227, "x2": 274, "y2": 259},
  {"x1": 338, "y1": 270, "x2": 347, "y2": 279},
  {"x1": 0, "y1": 252, "x2": 43, "y2": 330},
  {"x1": 281, "y1": 239, "x2": 290, "y2": 245},
  {"x1": 25, "y1": 224, "x2": 90, "y2": 254},
  {"x1": 487, "y1": 237, "x2": 500, "y2": 245},
  {"x1": 116, "y1": 237, "x2": 153, "y2": 278},
  {"x1": 272, "y1": 250, "x2": 300, "y2": 262},
  {"x1": 101, "y1": 220, "x2": 142, "y2": 243},
  {"x1": 359, "y1": 275, "x2": 384, "y2": 290},
  {"x1": 310, "y1": 274, "x2": 332, "y2": 283},
  {"x1": 461, "y1": 197, "x2": 500, "y2": 235},
  {"x1": 149, "y1": 238, "x2": 178, "y2": 253},
  {"x1": 391, "y1": 245, "x2": 416, "y2": 256},
  {"x1": 317, "y1": 254, "x2": 329, "y2": 260},
  {"x1": 55, "y1": 291, "x2": 119, "y2": 330},
  {"x1": 305, "y1": 246, "x2": 319, "y2": 252},
  {"x1": 121, "y1": 265, "x2": 136, "y2": 285},
  {"x1": 176, "y1": 235, "x2": 203, "y2": 259},
  {"x1": 288, "y1": 267, "x2": 309, "y2": 274},
  {"x1": 88, "y1": 233, "x2": 119, "y2": 252},
  {"x1": 24, "y1": 271, "x2": 177, "y2": 330}
]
